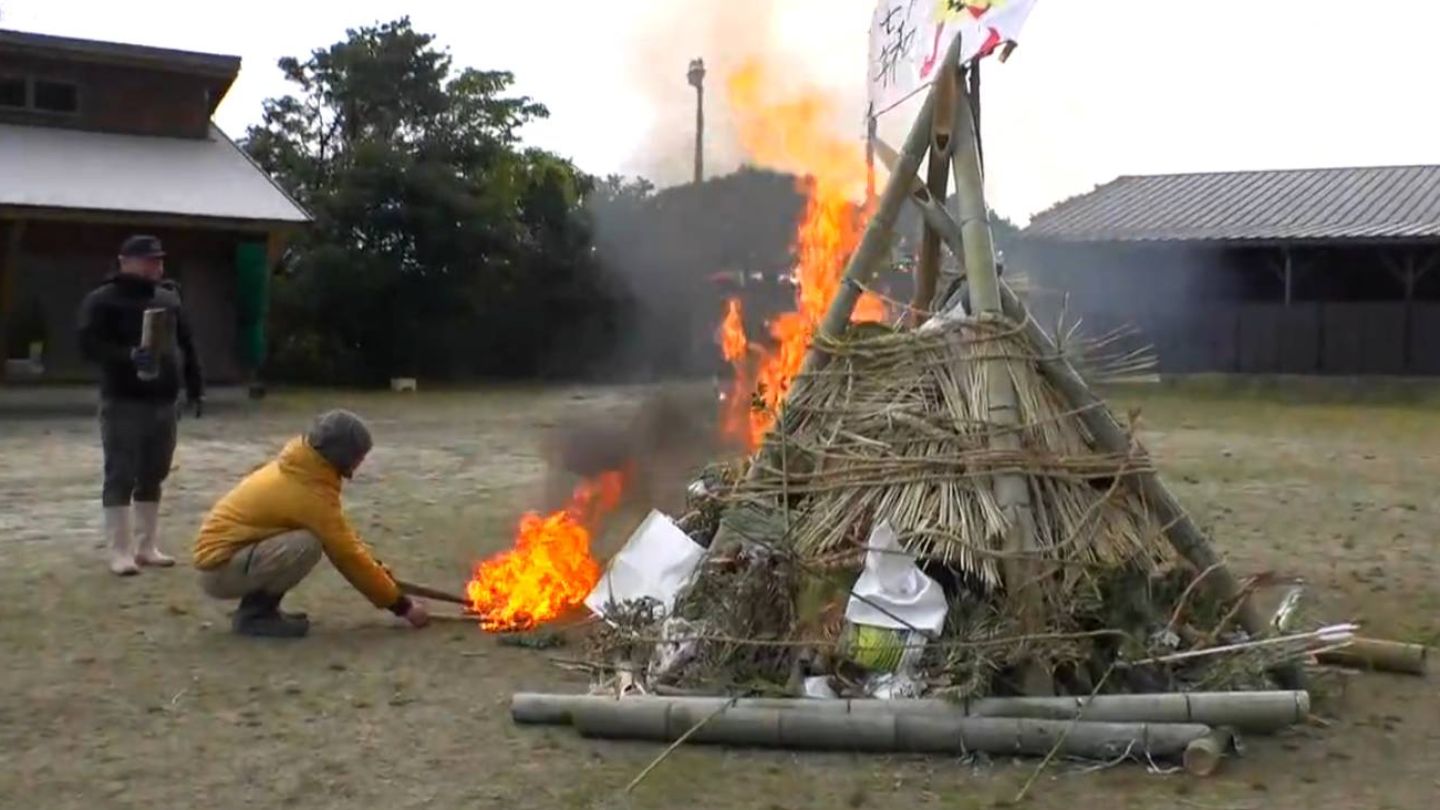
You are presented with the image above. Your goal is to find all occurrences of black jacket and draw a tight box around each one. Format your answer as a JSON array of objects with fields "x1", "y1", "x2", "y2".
[{"x1": 76, "y1": 273, "x2": 204, "y2": 404}]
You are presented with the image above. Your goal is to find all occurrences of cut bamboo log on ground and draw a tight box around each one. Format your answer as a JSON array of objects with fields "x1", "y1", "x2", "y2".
[
  {"x1": 512, "y1": 691, "x2": 1307, "y2": 734},
  {"x1": 864, "y1": 171, "x2": 1302, "y2": 692},
  {"x1": 1183, "y1": 727, "x2": 1234, "y2": 776},
  {"x1": 566, "y1": 701, "x2": 1211, "y2": 759},
  {"x1": 949, "y1": 68, "x2": 1050, "y2": 696},
  {"x1": 1316, "y1": 638, "x2": 1428, "y2": 675}
]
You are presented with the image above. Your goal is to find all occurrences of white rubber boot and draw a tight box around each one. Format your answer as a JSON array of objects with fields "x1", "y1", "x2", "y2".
[
  {"x1": 133, "y1": 501, "x2": 175, "y2": 567},
  {"x1": 105, "y1": 506, "x2": 139, "y2": 576}
]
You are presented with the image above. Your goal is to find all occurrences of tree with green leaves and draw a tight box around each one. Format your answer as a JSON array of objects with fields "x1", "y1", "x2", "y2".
[{"x1": 245, "y1": 18, "x2": 623, "y2": 384}]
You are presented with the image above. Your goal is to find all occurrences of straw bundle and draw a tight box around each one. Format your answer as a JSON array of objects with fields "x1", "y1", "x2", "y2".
[{"x1": 737, "y1": 315, "x2": 1173, "y2": 609}]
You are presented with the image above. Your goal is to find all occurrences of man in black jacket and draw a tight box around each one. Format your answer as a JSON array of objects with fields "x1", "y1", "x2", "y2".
[{"x1": 77, "y1": 235, "x2": 205, "y2": 576}]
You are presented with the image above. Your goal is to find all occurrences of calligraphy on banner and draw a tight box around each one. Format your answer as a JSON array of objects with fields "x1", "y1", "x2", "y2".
[{"x1": 867, "y1": 0, "x2": 1038, "y2": 115}]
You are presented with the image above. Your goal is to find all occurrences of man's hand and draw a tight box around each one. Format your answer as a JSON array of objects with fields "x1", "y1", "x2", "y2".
[
  {"x1": 130, "y1": 347, "x2": 157, "y2": 379},
  {"x1": 188, "y1": 396, "x2": 205, "y2": 419},
  {"x1": 403, "y1": 598, "x2": 430, "y2": 628}
]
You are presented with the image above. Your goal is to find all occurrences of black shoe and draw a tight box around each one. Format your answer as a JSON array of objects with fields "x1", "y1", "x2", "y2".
[
  {"x1": 264, "y1": 592, "x2": 309, "y2": 621},
  {"x1": 233, "y1": 592, "x2": 310, "y2": 638},
  {"x1": 252, "y1": 590, "x2": 308, "y2": 621}
]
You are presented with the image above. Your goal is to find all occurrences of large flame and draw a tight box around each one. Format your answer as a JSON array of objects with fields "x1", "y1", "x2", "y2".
[
  {"x1": 718, "y1": 61, "x2": 887, "y2": 450},
  {"x1": 465, "y1": 470, "x2": 626, "y2": 632}
]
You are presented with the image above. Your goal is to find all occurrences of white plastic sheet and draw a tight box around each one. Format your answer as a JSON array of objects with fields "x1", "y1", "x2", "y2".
[
  {"x1": 844, "y1": 520, "x2": 949, "y2": 636},
  {"x1": 585, "y1": 510, "x2": 705, "y2": 619}
]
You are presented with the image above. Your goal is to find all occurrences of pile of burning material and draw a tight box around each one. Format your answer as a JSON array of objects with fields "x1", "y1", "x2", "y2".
[
  {"x1": 502, "y1": 28, "x2": 1430, "y2": 776},
  {"x1": 580, "y1": 310, "x2": 1357, "y2": 702}
]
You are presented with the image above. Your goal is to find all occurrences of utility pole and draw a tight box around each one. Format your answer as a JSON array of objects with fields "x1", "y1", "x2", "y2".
[{"x1": 687, "y1": 58, "x2": 706, "y2": 184}]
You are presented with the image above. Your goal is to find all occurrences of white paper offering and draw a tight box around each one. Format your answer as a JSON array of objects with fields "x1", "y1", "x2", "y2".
[
  {"x1": 585, "y1": 510, "x2": 705, "y2": 619},
  {"x1": 844, "y1": 520, "x2": 949, "y2": 636}
]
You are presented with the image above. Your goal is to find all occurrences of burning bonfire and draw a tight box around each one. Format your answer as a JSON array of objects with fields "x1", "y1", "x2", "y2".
[{"x1": 479, "y1": 38, "x2": 1421, "y2": 774}]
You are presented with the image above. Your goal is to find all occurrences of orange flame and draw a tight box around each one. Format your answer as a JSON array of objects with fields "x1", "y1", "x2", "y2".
[
  {"x1": 465, "y1": 470, "x2": 626, "y2": 632},
  {"x1": 716, "y1": 61, "x2": 888, "y2": 449},
  {"x1": 718, "y1": 297, "x2": 754, "y2": 444}
]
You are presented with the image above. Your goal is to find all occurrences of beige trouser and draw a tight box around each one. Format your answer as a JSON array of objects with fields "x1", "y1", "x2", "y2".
[{"x1": 200, "y1": 530, "x2": 323, "y2": 599}]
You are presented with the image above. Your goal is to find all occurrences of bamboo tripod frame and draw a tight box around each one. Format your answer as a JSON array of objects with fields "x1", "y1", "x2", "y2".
[{"x1": 740, "y1": 34, "x2": 1302, "y2": 693}]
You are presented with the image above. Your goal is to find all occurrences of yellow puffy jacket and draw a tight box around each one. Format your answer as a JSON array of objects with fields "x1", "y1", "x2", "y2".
[{"x1": 192, "y1": 437, "x2": 402, "y2": 609}]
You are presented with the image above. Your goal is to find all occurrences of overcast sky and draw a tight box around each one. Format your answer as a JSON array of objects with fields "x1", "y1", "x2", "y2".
[{"x1": 5, "y1": 1, "x2": 1439, "y2": 222}]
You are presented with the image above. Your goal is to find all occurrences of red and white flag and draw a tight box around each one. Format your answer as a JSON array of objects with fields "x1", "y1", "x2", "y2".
[{"x1": 868, "y1": 0, "x2": 1039, "y2": 115}]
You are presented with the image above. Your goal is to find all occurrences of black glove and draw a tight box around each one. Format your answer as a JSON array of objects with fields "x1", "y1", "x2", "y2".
[{"x1": 185, "y1": 396, "x2": 204, "y2": 419}]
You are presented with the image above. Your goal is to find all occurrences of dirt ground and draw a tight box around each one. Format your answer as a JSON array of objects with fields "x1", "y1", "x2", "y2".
[{"x1": 1, "y1": 383, "x2": 1437, "y2": 810}]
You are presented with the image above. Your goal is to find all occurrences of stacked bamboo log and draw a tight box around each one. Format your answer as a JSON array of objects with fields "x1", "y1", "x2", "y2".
[{"x1": 511, "y1": 691, "x2": 1311, "y2": 771}]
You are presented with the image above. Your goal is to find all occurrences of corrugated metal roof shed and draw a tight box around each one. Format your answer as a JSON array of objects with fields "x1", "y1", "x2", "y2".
[
  {"x1": 1025, "y1": 165, "x2": 1440, "y2": 244},
  {"x1": 0, "y1": 122, "x2": 310, "y2": 224}
]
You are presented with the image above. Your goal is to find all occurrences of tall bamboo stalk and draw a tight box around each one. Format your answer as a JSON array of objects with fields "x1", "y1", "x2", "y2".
[
  {"x1": 948, "y1": 67, "x2": 1050, "y2": 695},
  {"x1": 908, "y1": 67, "x2": 956, "y2": 326}
]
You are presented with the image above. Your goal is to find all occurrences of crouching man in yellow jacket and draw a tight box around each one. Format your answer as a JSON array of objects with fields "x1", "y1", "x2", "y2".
[{"x1": 192, "y1": 410, "x2": 430, "y2": 637}]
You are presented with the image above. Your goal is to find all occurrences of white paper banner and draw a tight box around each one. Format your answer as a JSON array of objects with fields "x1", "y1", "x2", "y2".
[{"x1": 868, "y1": 0, "x2": 1039, "y2": 115}]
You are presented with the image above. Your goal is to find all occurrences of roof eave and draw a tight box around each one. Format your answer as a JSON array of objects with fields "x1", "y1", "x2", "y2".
[
  {"x1": 1019, "y1": 233, "x2": 1440, "y2": 248},
  {"x1": 0, "y1": 203, "x2": 311, "y2": 232},
  {"x1": 0, "y1": 29, "x2": 241, "y2": 81}
]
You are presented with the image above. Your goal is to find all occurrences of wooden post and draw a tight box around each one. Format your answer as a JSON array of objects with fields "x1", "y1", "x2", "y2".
[
  {"x1": 688, "y1": 59, "x2": 707, "y2": 185},
  {"x1": 908, "y1": 68, "x2": 956, "y2": 326},
  {"x1": 949, "y1": 68, "x2": 1050, "y2": 695},
  {"x1": 865, "y1": 104, "x2": 878, "y2": 208},
  {"x1": 0, "y1": 219, "x2": 27, "y2": 381},
  {"x1": 1282, "y1": 248, "x2": 1293, "y2": 307},
  {"x1": 882, "y1": 183, "x2": 1303, "y2": 691}
]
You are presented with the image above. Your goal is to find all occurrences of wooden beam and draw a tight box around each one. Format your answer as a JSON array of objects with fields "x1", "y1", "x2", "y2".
[
  {"x1": 0, "y1": 205, "x2": 301, "y2": 235},
  {"x1": 0, "y1": 220, "x2": 28, "y2": 380}
]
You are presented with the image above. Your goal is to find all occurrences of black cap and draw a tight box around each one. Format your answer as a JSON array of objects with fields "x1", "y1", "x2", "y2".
[{"x1": 118, "y1": 235, "x2": 166, "y2": 259}]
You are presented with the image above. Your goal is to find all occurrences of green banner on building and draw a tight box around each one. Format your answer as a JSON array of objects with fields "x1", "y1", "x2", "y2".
[{"x1": 235, "y1": 242, "x2": 269, "y2": 369}]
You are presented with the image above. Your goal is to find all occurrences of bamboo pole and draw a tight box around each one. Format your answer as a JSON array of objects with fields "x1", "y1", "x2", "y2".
[
  {"x1": 511, "y1": 691, "x2": 1308, "y2": 734},
  {"x1": 811, "y1": 32, "x2": 964, "y2": 345},
  {"x1": 948, "y1": 68, "x2": 1049, "y2": 695},
  {"x1": 1316, "y1": 637, "x2": 1428, "y2": 675},
  {"x1": 908, "y1": 67, "x2": 956, "y2": 326},
  {"x1": 567, "y1": 701, "x2": 1210, "y2": 760}
]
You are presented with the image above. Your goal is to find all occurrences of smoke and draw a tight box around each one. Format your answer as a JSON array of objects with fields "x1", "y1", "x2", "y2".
[
  {"x1": 616, "y1": 0, "x2": 872, "y2": 186},
  {"x1": 1013, "y1": 240, "x2": 1244, "y2": 375}
]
